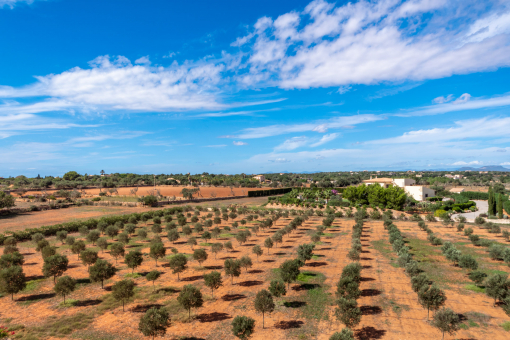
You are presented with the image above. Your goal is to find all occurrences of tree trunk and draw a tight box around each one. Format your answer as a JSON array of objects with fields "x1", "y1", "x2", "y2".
[
  {"x1": 262, "y1": 312, "x2": 265, "y2": 329},
  {"x1": 122, "y1": 300, "x2": 125, "y2": 312},
  {"x1": 64, "y1": 294, "x2": 66, "y2": 303}
]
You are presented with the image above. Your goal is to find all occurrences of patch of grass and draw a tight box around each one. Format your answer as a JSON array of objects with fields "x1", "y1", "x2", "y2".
[
  {"x1": 301, "y1": 287, "x2": 330, "y2": 321},
  {"x1": 125, "y1": 273, "x2": 142, "y2": 279},
  {"x1": 199, "y1": 242, "x2": 213, "y2": 247},
  {"x1": 464, "y1": 311, "x2": 491, "y2": 327},
  {"x1": 465, "y1": 284, "x2": 485, "y2": 293},
  {"x1": 20, "y1": 313, "x2": 95, "y2": 339},
  {"x1": 219, "y1": 233, "x2": 235, "y2": 238},
  {"x1": 23, "y1": 279, "x2": 45, "y2": 292},
  {"x1": 389, "y1": 300, "x2": 410, "y2": 317},
  {"x1": 501, "y1": 321, "x2": 510, "y2": 331},
  {"x1": 59, "y1": 299, "x2": 79, "y2": 307},
  {"x1": 296, "y1": 271, "x2": 325, "y2": 284}
]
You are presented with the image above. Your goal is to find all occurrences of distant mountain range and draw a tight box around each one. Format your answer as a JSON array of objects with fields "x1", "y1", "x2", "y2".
[{"x1": 457, "y1": 165, "x2": 510, "y2": 171}]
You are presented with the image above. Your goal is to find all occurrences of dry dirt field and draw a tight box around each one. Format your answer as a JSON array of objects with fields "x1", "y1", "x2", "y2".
[
  {"x1": 0, "y1": 197, "x2": 269, "y2": 233},
  {"x1": 1, "y1": 208, "x2": 510, "y2": 339},
  {"x1": 17, "y1": 186, "x2": 267, "y2": 199}
]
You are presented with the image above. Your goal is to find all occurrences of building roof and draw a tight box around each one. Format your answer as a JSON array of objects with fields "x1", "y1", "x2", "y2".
[{"x1": 362, "y1": 178, "x2": 394, "y2": 184}]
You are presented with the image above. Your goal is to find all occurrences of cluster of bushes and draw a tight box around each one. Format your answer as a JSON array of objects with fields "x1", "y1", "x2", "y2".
[
  {"x1": 347, "y1": 219, "x2": 363, "y2": 261},
  {"x1": 342, "y1": 184, "x2": 407, "y2": 210},
  {"x1": 334, "y1": 262, "x2": 363, "y2": 335}
]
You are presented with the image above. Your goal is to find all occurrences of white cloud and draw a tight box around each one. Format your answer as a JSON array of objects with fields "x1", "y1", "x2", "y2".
[
  {"x1": 233, "y1": 141, "x2": 248, "y2": 146},
  {"x1": 452, "y1": 93, "x2": 471, "y2": 105},
  {"x1": 397, "y1": 93, "x2": 510, "y2": 117},
  {"x1": 433, "y1": 94, "x2": 454, "y2": 104},
  {"x1": 337, "y1": 86, "x2": 352, "y2": 94},
  {"x1": 205, "y1": 144, "x2": 227, "y2": 148},
  {"x1": 0, "y1": 55, "x2": 228, "y2": 113},
  {"x1": 275, "y1": 136, "x2": 310, "y2": 151},
  {"x1": 0, "y1": 0, "x2": 33, "y2": 8},
  {"x1": 268, "y1": 158, "x2": 290, "y2": 163},
  {"x1": 310, "y1": 133, "x2": 339, "y2": 147},
  {"x1": 0, "y1": 113, "x2": 98, "y2": 139},
  {"x1": 134, "y1": 56, "x2": 151, "y2": 65},
  {"x1": 370, "y1": 117, "x2": 510, "y2": 144},
  {"x1": 452, "y1": 161, "x2": 482, "y2": 166},
  {"x1": 227, "y1": 114, "x2": 383, "y2": 139},
  {"x1": 464, "y1": 11, "x2": 510, "y2": 44},
  {"x1": 501, "y1": 162, "x2": 510, "y2": 166},
  {"x1": 236, "y1": 0, "x2": 510, "y2": 89},
  {"x1": 163, "y1": 52, "x2": 177, "y2": 59}
]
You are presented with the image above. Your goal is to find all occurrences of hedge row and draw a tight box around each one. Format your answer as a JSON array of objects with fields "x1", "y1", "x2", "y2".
[
  {"x1": 460, "y1": 191, "x2": 490, "y2": 200},
  {"x1": 0, "y1": 206, "x2": 186, "y2": 245},
  {"x1": 248, "y1": 188, "x2": 293, "y2": 197}
]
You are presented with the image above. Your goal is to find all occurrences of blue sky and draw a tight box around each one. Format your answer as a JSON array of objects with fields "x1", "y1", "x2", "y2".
[{"x1": 1, "y1": 0, "x2": 510, "y2": 176}]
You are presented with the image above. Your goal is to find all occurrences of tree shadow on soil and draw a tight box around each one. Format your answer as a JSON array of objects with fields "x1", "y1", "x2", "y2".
[
  {"x1": 205, "y1": 265, "x2": 223, "y2": 270},
  {"x1": 221, "y1": 294, "x2": 246, "y2": 301},
  {"x1": 360, "y1": 306, "x2": 383, "y2": 315},
  {"x1": 361, "y1": 289, "x2": 382, "y2": 297},
  {"x1": 238, "y1": 280, "x2": 263, "y2": 287},
  {"x1": 75, "y1": 299, "x2": 102, "y2": 307},
  {"x1": 220, "y1": 256, "x2": 237, "y2": 260},
  {"x1": 263, "y1": 260, "x2": 275, "y2": 263},
  {"x1": 355, "y1": 326, "x2": 386, "y2": 340},
  {"x1": 275, "y1": 320, "x2": 304, "y2": 329},
  {"x1": 181, "y1": 275, "x2": 204, "y2": 282},
  {"x1": 25, "y1": 275, "x2": 45, "y2": 281},
  {"x1": 197, "y1": 312, "x2": 231, "y2": 323},
  {"x1": 283, "y1": 301, "x2": 306, "y2": 308},
  {"x1": 157, "y1": 287, "x2": 180, "y2": 294},
  {"x1": 292, "y1": 284, "x2": 320, "y2": 291},
  {"x1": 360, "y1": 277, "x2": 375, "y2": 282},
  {"x1": 131, "y1": 304, "x2": 164, "y2": 313},
  {"x1": 280, "y1": 246, "x2": 293, "y2": 249},
  {"x1": 274, "y1": 252, "x2": 286, "y2": 256},
  {"x1": 17, "y1": 293, "x2": 55, "y2": 302},
  {"x1": 248, "y1": 269, "x2": 263, "y2": 274},
  {"x1": 361, "y1": 250, "x2": 371, "y2": 253},
  {"x1": 306, "y1": 262, "x2": 327, "y2": 267},
  {"x1": 317, "y1": 248, "x2": 331, "y2": 251},
  {"x1": 76, "y1": 278, "x2": 91, "y2": 284},
  {"x1": 362, "y1": 265, "x2": 372, "y2": 269},
  {"x1": 360, "y1": 257, "x2": 373, "y2": 261}
]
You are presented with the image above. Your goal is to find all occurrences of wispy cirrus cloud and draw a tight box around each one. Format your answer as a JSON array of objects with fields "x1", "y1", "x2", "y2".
[
  {"x1": 0, "y1": 0, "x2": 34, "y2": 9},
  {"x1": 224, "y1": 114, "x2": 383, "y2": 139},
  {"x1": 395, "y1": 93, "x2": 510, "y2": 117},
  {"x1": 370, "y1": 117, "x2": 510, "y2": 144}
]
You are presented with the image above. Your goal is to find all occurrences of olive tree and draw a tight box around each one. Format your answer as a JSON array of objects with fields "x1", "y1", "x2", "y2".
[
  {"x1": 54, "y1": 275, "x2": 76, "y2": 303},
  {"x1": 138, "y1": 307, "x2": 170, "y2": 340},
  {"x1": 431, "y1": 308, "x2": 460, "y2": 340},
  {"x1": 231, "y1": 315, "x2": 255, "y2": 340},
  {"x1": 168, "y1": 254, "x2": 187, "y2": 281},
  {"x1": 203, "y1": 271, "x2": 223, "y2": 298},
  {"x1": 177, "y1": 284, "x2": 203, "y2": 319},
  {"x1": 254, "y1": 289, "x2": 275, "y2": 329}
]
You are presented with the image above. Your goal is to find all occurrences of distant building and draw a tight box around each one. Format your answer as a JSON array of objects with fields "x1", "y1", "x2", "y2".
[{"x1": 253, "y1": 175, "x2": 265, "y2": 183}]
